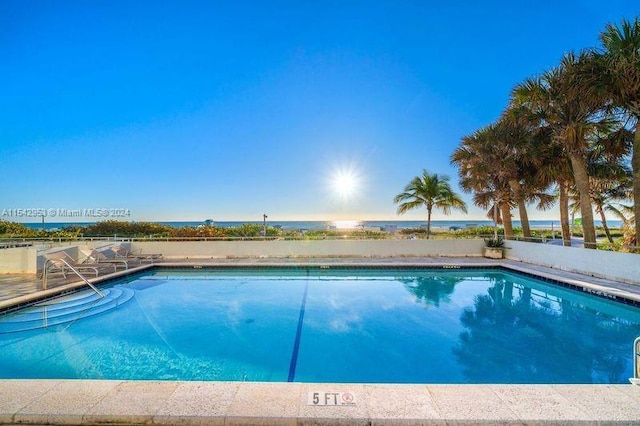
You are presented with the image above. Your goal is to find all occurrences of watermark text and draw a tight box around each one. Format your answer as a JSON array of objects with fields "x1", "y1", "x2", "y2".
[{"x1": 1, "y1": 208, "x2": 131, "y2": 218}]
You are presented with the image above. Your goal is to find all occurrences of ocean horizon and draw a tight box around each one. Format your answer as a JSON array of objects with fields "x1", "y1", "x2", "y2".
[{"x1": 19, "y1": 219, "x2": 623, "y2": 231}]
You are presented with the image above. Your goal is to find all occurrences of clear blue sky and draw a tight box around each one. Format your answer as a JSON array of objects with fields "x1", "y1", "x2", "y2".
[{"x1": 2, "y1": 1, "x2": 638, "y2": 223}]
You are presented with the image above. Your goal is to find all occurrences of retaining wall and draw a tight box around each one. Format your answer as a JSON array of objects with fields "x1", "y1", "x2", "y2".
[
  {"x1": 504, "y1": 240, "x2": 640, "y2": 285},
  {"x1": 129, "y1": 239, "x2": 485, "y2": 259}
]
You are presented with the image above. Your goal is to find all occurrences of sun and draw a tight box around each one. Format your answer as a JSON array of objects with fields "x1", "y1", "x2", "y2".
[{"x1": 331, "y1": 170, "x2": 358, "y2": 198}]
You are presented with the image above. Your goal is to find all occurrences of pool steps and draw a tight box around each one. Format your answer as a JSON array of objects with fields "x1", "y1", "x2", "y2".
[{"x1": 0, "y1": 287, "x2": 134, "y2": 333}]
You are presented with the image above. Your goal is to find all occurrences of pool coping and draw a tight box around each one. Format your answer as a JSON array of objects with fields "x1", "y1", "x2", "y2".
[
  {"x1": 1, "y1": 258, "x2": 640, "y2": 424},
  {"x1": 2, "y1": 379, "x2": 640, "y2": 425}
]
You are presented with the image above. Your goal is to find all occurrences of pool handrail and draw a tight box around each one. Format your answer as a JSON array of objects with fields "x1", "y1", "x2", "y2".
[
  {"x1": 42, "y1": 258, "x2": 105, "y2": 298},
  {"x1": 631, "y1": 336, "x2": 640, "y2": 385}
]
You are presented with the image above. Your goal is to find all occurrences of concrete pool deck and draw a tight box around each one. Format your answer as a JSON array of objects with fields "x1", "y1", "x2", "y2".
[
  {"x1": 2, "y1": 380, "x2": 640, "y2": 425},
  {"x1": 1, "y1": 257, "x2": 640, "y2": 424}
]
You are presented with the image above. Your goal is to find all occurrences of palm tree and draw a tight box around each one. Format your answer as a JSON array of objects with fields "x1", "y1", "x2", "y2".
[
  {"x1": 393, "y1": 170, "x2": 468, "y2": 239},
  {"x1": 598, "y1": 17, "x2": 640, "y2": 246},
  {"x1": 570, "y1": 131, "x2": 633, "y2": 243},
  {"x1": 535, "y1": 142, "x2": 575, "y2": 246},
  {"x1": 497, "y1": 107, "x2": 556, "y2": 241},
  {"x1": 606, "y1": 202, "x2": 636, "y2": 250},
  {"x1": 512, "y1": 51, "x2": 606, "y2": 249},
  {"x1": 451, "y1": 126, "x2": 515, "y2": 239}
]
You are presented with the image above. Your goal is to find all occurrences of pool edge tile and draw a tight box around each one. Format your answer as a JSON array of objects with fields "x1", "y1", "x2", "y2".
[
  {"x1": 14, "y1": 379, "x2": 119, "y2": 424},
  {"x1": 153, "y1": 381, "x2": 238, "y2": 425},
  {"x1": 490, "y1": 384, "x2": 594, "y2": 422},
  {"x1": 298, "y1": 383, "x2": 370, "y2": 425},
  {"x1": 0, "y1": 379, "x2": 62, "y2": 422},
  {"x1": 365, "y1": 384, "x2": 445, "y2": 426},
  {"x1": 83, "y1": 380, "x2": 179, "y2": 424},
  {"x1": 427, "y1": 384, "x2": 520, "y2": 422},
  {"x1": 225, "y1": 382, "x2": 302, "y2": 426}
]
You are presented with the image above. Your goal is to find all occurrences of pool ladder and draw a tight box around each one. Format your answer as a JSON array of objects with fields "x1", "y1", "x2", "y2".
[
  {"x1": 631, "y1": 337, "x2": 640, "y2": 385},
  {"x1": 42, "y1": 258, "x2": 105, "y2": 298}
]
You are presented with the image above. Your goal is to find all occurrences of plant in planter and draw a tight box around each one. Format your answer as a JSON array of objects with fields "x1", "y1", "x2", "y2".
[{"x1": 483, "y1": 237, "x2": 505, "y2": 259}]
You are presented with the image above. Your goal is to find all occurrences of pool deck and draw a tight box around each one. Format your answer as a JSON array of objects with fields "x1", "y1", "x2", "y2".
[{"x1": 1, "y1": 257, "x2": 640, "y2": 425}]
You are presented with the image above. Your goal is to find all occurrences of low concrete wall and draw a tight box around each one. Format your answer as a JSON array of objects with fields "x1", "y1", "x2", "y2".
[
  {"x1": 505, "y1": 240, "x2": 640, "y2": 285},
  {"x1": 4, "y1": 239, "x2": 637, "y2": 286},
  {"x1": 0, "y1": 247, "x2": 38, "y2": 273},
  {"x1": 130, "y1": 239, "x2": 485, "y2": 259}
]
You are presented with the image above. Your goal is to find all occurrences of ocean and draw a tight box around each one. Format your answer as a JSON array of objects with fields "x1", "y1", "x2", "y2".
[{"x1": 20, "y1": 219, "x2": 623, "y2": 231}]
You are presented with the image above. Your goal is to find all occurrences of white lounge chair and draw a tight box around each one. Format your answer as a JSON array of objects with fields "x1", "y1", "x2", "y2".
[
  {"x1": 79, "y1": 247, "x2": 130, "y2": 270},
  {"x1": 43, "y1": 251, "x2": 117, "y2": 279},
  {"x1": 112, "y1": 245, "x2": 163, "y2": 263}
]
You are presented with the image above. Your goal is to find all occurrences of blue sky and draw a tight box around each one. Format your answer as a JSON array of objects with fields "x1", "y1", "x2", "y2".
[{"x1": 2, "y1": 1, "x2": 638, "y2": 223}]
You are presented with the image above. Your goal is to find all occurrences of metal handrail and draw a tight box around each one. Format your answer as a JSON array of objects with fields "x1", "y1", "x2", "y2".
[
  {"x1": 42, "y1": 258, "x2": 105, "y2": 298},
  {"x1": 631, "y1": 337, "x2": 640, "y2": 385}
]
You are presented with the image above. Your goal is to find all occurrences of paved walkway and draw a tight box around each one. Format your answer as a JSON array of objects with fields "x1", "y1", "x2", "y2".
[{"x1": 1, "y1": 257, "x2": 639, "y2": 424}]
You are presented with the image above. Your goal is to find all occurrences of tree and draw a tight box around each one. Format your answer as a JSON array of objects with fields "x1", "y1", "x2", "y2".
[
  {"x1": 452, "y1": 126, "x2": 517, "y2": 240},
  {"x1": 496, "y1": 108, "x2": 556, "y2": 241},
  {"x1": 570, "y1": 130, "x2": 633, "y2": 243},
  {"x1": 393, "y1": 170, "x2": 468, "y2": 239},
  {"x1": 512, "y1": 52, "x2": 606, "y2": 248},
  {"x1": 598, "y1": 17, "x2": 640, "y2": 247}
]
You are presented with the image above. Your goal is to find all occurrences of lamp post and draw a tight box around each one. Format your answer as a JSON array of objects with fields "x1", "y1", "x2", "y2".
[{"x1": 263, "y1": 214, "x2": 268, "y2": 239}]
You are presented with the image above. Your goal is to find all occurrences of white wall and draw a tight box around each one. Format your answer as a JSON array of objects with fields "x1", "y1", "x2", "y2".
[
  {"x1": 505, "y1": 240, "x2": 640, "y2": 285},
  {"x1": 130, "y1": 239, "x2": 485, "y2": 259},
  {"x1": 0, "y1": 248, "x2": 38, "y2": 273},
  {"x1": 4, "y1": 239, "x2": 637, "y2": 286},
  {"x1": 0, "y1": 243, "x2": 128, "y2": 274}
]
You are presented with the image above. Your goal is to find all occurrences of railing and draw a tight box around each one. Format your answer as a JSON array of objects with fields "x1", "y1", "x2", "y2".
[
  {"x1": 1, "y1": 235, "x2": 638, "y2": 252},
  {"x1": 632, "y1": 337, "x2": 640, "y2": 385},
  {"x1": 42, "y1": 258, "x2": 105, "y2": 298}
]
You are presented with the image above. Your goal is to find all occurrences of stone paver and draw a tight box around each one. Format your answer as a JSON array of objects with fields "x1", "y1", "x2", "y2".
[
  {"x1": 428, "y1": 385, "x2": 520, "y2": 423},
  {"x1": 14, "y1": 380, "x2": 119, "y2": 425},
  {"x1": 154, "y1": 381, "x2": 240, "y2": 425},
  {"x1": 2, "y1": 380, "x2": 640, "y2": 424},
  {"x1": 365, "y1": 384, "x2": 443, "y2": 425},
  {"x1": 491, "y1": 385, "x2": 593, "y2": 422},
  {"x1": 551, "y1": 385, "x2": 640, "y2": 421},
  {"x1": 84, "y1": 380, "x2": 179, "y2": 424},
  {"x1": 226, "y1": 382, "x2": 303, "y2": 425},
  {"x1": 298, "y1": 383, "x2": 371, "y2": 426},
  {"x1": 0, "y1": 379, "x2": 60, "y2": 424}
]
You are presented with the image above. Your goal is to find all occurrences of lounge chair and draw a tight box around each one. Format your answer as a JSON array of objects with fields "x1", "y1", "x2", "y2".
[
  {"x1": 79, "y1": 247, "x2": 130, "y2": 270},
  {"x1": 111, "y1": 245, "x2": 163, "y2": 263},
  {"x1": 43, "y1": 251, "x2": 118, "y2": 279}
]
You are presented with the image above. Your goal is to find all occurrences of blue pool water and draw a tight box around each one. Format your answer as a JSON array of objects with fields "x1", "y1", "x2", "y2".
[{"x1": 1, "y1": 268, "x2": 639, "y2": 384}]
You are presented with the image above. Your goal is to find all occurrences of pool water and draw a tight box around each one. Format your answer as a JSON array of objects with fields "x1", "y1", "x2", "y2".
[{"x1": 1, "y1": 268, "x2": 639, "y2": 384}]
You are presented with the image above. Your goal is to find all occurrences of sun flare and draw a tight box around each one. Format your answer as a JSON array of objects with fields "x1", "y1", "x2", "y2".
[{"x1": 331, "y1": 170, "x2": 358, "y2": 198}]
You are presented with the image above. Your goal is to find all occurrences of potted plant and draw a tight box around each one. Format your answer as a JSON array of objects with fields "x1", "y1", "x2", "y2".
[{"x1": 483, "y1": 237, "x2": 505, "y2": 259}]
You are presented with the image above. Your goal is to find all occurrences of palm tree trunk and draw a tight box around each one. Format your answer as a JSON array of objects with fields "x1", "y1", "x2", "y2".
[
  {"x1": 500, "y1": 202, "x2": 513, "y2": 239},
  {"x1": 568, "y1": 153, "x2": 597, "y2": 249},
  {"x1": 503, "y1": 281, "x2": 513, "y2": 304},
  {"x1": 598, "y1": 207, "x2": 614, "y2": 244},
  {"x1": 558, "y1": 180, "x2": 571, "y2": 247},
  {"x1": 426, "y1": 207, "x2": 432, "y2": 239},
  {"x1": 632, "y1": 121, "x2": 640, "y2": 250},
  {"x1": 518, "y1": 203, "x2": 532, "y2": 242},
  {"x1": 509, "y1": 179, "x2": 531, "y2": 241}
]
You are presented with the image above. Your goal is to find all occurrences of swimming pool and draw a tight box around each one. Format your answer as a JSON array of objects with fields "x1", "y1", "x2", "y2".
[{"x1": 1, "y1": 267, "x2": 639, "y2": 384}]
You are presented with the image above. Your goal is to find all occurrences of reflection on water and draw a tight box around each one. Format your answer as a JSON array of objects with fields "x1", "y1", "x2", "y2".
[
  {"x1": 399, "y1": 275, "x2": 464, "y2": 307},
  {"x1": 453, "y1": 273, "x2": 640, "y2": 384}
]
